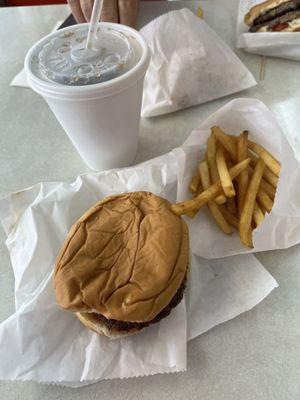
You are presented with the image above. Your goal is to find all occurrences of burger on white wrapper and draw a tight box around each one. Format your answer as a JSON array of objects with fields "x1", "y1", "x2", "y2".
[{"x1": 0, "y1": 149, "x2": 278, "y2": 386}]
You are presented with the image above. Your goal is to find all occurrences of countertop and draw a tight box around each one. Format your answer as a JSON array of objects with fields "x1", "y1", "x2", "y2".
[{"x1": 0, "y1": 1, "x2": 300, "y2": 399}]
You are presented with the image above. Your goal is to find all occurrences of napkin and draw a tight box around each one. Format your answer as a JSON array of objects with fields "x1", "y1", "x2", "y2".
[
  {"x1": 237, "y1": 0, "x2": 300, "y2": 61},
  {"x1": 0, "y1": 151, "x2": 278, "y2": 387},
  {"x1": 140, "y1": 8, "x2": 257, "y2": 117},
  {"x1": 174, "y1": 97, "x2": 300, "y2": 259}
]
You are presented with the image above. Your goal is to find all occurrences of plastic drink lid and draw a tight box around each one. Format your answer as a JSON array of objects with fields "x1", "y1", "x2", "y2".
[{"x1": 35, "y1": 25, "x2": 141, "y2": 86}]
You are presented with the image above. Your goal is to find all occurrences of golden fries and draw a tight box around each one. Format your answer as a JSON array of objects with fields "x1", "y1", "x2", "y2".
[
  {"x1": 189, "y1": 174, "x2": 201, "y2": 193},
  {"x1": 248, "y1": 140, "x2": 281, "y2": 176},
  {"x1": 199, "y1": 161, "x2": 232, "y2": 234},
  {"x1": 253, "y1": 202, "x2": 265, "y2": 227},
  {"x1": 237, "y1": 131, "x2": 249, "y2": 216},
  {"x1": 207, "y1": 134, "x2": 226, "y2": 204},
  {"x1": 186, "y1": 182, "x2": 203, "y2": 218},
  {"x1": 211, "y1": 126, "x2": 236, "y2": 161},
  {"x1": 262, "y1": 166, "x2": 279, "y2": 188},
  {"x1": 260, "y1": 178, "x2": 276, "y2": 199},
  {"x1": 239, "y1": 158, "x2": 265, "y2": 247},
  {"x1": 220, "y1": 207, "x2": 239, "y2": 229},
  {"x1": 171, "y1": 158, "x2": 250, "y2": 216},
  {"x1": 216, "y1": 144, "x2": 236, "y2": 197},
  {"x1": 181, "y1": 126, "x2": 280, "y2": 248},
  {"x1": 227, "y1": 196, "x2": 237, "y2": 215},
  {"x1": 249, "y1": 152, "x2": 278, "y2": 188},
  {"x1": 257, "y1": 188, "x2": 273, "y2": 213}
]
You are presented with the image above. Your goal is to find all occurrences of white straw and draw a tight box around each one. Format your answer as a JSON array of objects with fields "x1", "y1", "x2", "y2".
[{"x1": 86, "y1": 0, "x2": 103, "y2": 50}]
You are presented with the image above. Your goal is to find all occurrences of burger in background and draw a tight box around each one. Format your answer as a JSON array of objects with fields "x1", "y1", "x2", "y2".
[{"x1": 245, "y1": 0, "x2": 300, "y2": 32}]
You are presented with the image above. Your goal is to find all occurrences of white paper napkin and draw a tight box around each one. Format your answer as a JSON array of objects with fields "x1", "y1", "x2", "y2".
[
  {"x1": 0, "y1": 151, "x2": 278, "y2": 387},
  {"x1": 141, "y1": 8, "x2": 257, "y2": 117},
  {"x1": 237, "y1": 0, "x2": 300, "y2": 60},
  {"x1": 174, "y1": 97, "x2": 300, "y2": 259}
]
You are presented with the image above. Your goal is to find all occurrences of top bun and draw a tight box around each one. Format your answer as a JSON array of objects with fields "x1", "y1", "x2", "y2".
[
  {"x1": 244, "y1": 0, "x2": 292, "y2": 26},
  {"x1": 54, "y1": 192, "x2": 189, "y2": 323}
]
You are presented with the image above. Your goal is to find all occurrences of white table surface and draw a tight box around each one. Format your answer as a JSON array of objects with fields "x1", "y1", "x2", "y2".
[{"x1": 1, "y1": 1, "x2": 300, "y2": 399}]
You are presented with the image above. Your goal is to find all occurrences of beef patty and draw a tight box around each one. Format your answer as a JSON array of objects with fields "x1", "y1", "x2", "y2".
[
  {"x1": 254, "y1": 0, "x2": 300, "y2": 26},
  {"x1": 250, "y1": 8, "x2": 300, "y2": 31},
  {"x1": 93, "y1": 274, "x2": 187, "y2": 332}
]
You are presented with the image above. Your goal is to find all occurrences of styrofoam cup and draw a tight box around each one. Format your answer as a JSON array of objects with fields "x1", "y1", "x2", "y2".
[{"x1": 24, "y1": 23, "x2": 150, "y2": 171}]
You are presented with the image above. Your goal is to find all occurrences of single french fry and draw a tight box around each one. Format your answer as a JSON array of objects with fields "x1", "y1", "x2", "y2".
[
  {"x1": 227, "y1": 196, "x2": 237, "y2": 215},
  {"x1": 248, "y1": 140, "x2": 281, "y2": 176},
  {"x1": 216, "y1": 144, "x2": 235, "y2": 198},
  {"x1": 239, "y1": 158, "x2": 265, "y2": 247},
  {"x1": 198, "y1": 161, "x2": 232, "y2": 234},
  {"x1": 211, "y1": 126, "x2": 237, "y2": 161},
  {"x1": 171, "y1": 158, "x2": 250, "y2": 216},
  {"x1": 253, "y1": 202, "x2": 265, "y2": 227},
  {"x1": 186, "y1": 182, "x2": 203, "y2": 218},
  {"x1": 189, "y1": 174, "x2": 201, "y2": 193},
  {"x1": 249, "y1": 152, "x2": 278, "y2": 188},
  {"x1": 237, "y1": 131, "x2": 249, "y2": 216},
  {"x1": 257, "y1": 188, "x2": 274, "y2": 213},
  {"x1": 206, "y1": 134, "x2": 226, "y2": 204},
  {"x1": 220, "y1": 207, "x2": 239, "y2": 229}
]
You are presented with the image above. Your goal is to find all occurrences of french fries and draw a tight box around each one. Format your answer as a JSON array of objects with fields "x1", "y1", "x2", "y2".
[
  {"x1": 239, "y1": 158, "x2": 266, "y2": 247},
  {"x1": 220, "y1": 207, "x2": 239, "y2": 229},
  {"x1": 216, "y1": 144, "x2": 236, "y2": 198},
  {"x1": 247, "y1": 140, "x2": 281, "y2": 176},
  {"x1": 186, "y1": 182, "x2": 203, "y2": 218},
  {"x1": 227, "y1": 196, "x2": 237, "y2": 215},
  {"x1": 259, "y1": 178, "x2": 276, "y2": 199},
  {"x1": 249, "y1": 152, "x2": 278, "y2": 188},
  {"x1": 253, "y1": 202, "x2": 265, "y2": 227},
  {"x1": 207, "y1": 134, "x2": 226, "y2": 204},
  {"x1": 171, "y1": 158, "x2": 250, "y2": 216},
  {"x1": 198, "y1": 161, "x2": 232, "y2": 234},
  {"x1": 175, "y1": 125, "x2": 281, "y2": 248},
  {"x1": 189, "y1": 174, "x2": 201, "y2": 193},
  {"x1": 211, "y1": 126, "x2": 236, "y2": 161},
  {"x1": 257, "y1": 188, "x2": 273, "y2": 213}
]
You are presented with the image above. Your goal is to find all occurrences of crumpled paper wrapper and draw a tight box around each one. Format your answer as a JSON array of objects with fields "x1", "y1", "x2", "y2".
[
  {"x1": 0, "y1": 152, "x2": 278, "y2": 387},
  {"x1": 236, "y1": 0, "x2": 300, "y2": 61},
  {"x1": 140, "y1": 8, "x2": 257, "y2": 117},
  {"x1": 174, "y1": 97, "x2": 300, "y2": 259}
]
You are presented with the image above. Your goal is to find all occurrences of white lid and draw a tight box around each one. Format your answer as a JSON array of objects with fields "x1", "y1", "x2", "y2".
[
  {"x1": 25, "y1": 23, "x2": 150, "y2": 100},
  {"x1": 37, "y1": 25, "x2": 136, "y2": 85}
]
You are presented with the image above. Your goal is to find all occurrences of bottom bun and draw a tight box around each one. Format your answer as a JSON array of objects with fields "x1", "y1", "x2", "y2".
[{"x1": 76, "y1": 312, "x2": 143, "y2": 339}]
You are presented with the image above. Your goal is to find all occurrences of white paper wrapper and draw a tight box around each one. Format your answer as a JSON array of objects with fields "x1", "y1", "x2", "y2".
[
  {"x1": 174, "y1": 97, "x2": 300, "y2": 259},
  {"x1": 237, "y1": 0, "x2": 300, "y2": 60},
  {"x1": 141, "y1": 8, "x2": 257, "y2": 117},
  {"x1": 0, "y1": 152, "x2": 278, "y2": 387}
]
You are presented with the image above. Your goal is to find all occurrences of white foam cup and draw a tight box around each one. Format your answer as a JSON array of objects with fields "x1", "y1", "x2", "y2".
[{"x1": 24, "y1": 23, "x2": 150, "y2": 171}]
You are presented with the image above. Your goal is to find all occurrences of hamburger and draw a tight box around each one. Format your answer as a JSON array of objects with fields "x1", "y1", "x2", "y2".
[
  {"x1": 54, "y1": 192, "x2": 189, "y2": 339},
  {"x1": 244, "y1": 0, "x2": 300, "y2": 32}
]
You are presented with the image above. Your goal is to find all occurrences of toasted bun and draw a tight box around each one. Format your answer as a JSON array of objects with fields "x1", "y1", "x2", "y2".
[
  {"x1": 54, "y1": 192, "x2": 189, "y2": 324},
  {"x1": 244, "y1": 0, "x2": 292, "y2": 26},
  {"x1": 76, "y1": 312, "x2": 142, "y2": 339}
]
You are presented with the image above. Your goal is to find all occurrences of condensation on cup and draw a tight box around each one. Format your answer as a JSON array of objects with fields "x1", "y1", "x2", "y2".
[{"x1": 24, "y1": 23, "x2": 150, "y2": 171}]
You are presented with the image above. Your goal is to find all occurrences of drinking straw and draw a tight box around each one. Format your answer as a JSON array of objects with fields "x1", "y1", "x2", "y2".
[{"x1": 86, "y1": 0, "x2": 104, "y2": 50}]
